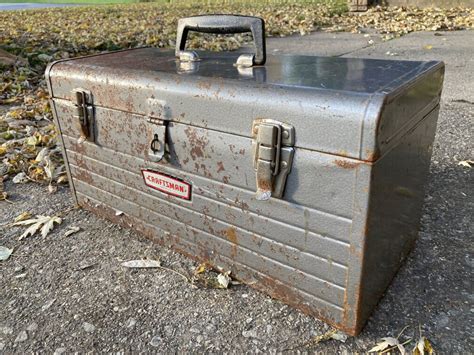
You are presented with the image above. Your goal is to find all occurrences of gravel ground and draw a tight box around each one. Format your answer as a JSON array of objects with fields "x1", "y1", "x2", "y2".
[{"x1": 1, "y1": 31, "x2": 473, "y2": 353}]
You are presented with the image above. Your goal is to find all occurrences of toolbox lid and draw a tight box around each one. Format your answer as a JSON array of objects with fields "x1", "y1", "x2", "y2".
[{"x1": 46, "y1": 48, "x2": 444, "y2": 161}]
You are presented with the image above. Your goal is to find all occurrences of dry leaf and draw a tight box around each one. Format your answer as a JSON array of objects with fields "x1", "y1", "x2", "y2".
[
  {"x1": 458, "y1": 160, "x2": 473, "y2": 167},
  {"x1": 48, "y1": 184, "x2": 57, "y2": 194},
  {"x1": 13, "y1": 215, "x2": 62, "y2": 240},
  {"x1": 413, "y1": 336, "x2": 434, "y2": 355},
  {"x1": 64, "y1": 226, "x2": 81, "y2": 237},
  {"x1": 121, "y1": 259, "x2": 162, "y2": 268},
  {"x1": 12, "y1": 172, "x2": 28, "y2": 184},
  {"x1": 14, "y1": 211, "x2": 32, "y2": 223},
  {"x1": 0, "y1": 246, "x2": 13, "y2": 261},
  {"x1": 194, "y1": 262, "x2": 209, "y2": 275},
  {"x1": 217, "y1": 271, "x2": 231, "y2": 289},
  {"x1": 424, "y1": 45, "x2": 433, "y2": 50},
  {"x1": 369, "y1": 337, "x2": 406, "y2": 354}
]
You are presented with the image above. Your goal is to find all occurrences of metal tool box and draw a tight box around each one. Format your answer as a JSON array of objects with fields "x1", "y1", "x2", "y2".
[{"x1": 46, "y1": 15, "x2": 444, "y2": 335}]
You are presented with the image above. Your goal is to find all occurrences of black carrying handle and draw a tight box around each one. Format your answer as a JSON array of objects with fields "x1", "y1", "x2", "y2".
[{"x1": 175, "y1": 15, "x2": 266, "y2": 65}]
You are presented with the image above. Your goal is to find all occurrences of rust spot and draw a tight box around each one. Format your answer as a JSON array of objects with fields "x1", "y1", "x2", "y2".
[
  {"x1": 334, "y1": 159, "x2": 360, "y2": 169},
  {"x1": 216, "y1": 161, "x2": 225, "y2": 173},
  {"x1": 257, "y1": 177, "x2": 272, "y2": 191},
  {"x1": 184, "y1": 126, "x2": 209, "y2": 161},
  {"x1": 365, "y1": 149, "x2": 380, "y2": 162},
  {"x1": 197, "y1": 81, "x2": 212, "y2": 90},
  {"x1": 225, "y1": 227, "x2": 238, "y2": 259},
  {"x1": 75, "y1": 167, "x2": 93, "y2": 185}
]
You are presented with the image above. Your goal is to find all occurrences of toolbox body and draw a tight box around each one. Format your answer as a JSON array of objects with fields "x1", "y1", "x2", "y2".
[{"x1": 46, "y1": 15, "x2": 444, "y2": 335}]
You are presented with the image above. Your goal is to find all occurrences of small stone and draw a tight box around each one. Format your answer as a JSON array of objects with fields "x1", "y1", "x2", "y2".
[
  {"x1": 241, "y1": 293, "x2": 249, "y2": 298},
  {"x1": 245, "y1": 317, "x2": 253, "y2": 324},
  {"x1": 150, "y1": 335, "x2": 162, "y2": 347},
  {"x1": 164, "y1": 325, "x2": 174, "y2": 337},
  {"x1": 196, "y1": 335, "x2": 203, "y2": 343},
  {"x1": 242, "y1": 329, "x2": 257, "y2": 338},
  {"x1": 126, "y1": 318, "x2": 137, "y2": 328},
  {"x1": 331, "y1": 330, "x2": 348, "y2": 343},
  {"x1": 27, "y1": 322, "x2": 38, "y2": 332},
  {"x1": 0, "y1": 342, "x2": 5, "y2": 351},
  {"x1": 1, "y1": 326, "x2": 13, "y2": 335},
  {"x1": 14, "y1": 330, "x2": 28, "y2": 343},
  {"x1": 82, "y1": 322, "x2": 95, "y2": 333},
  {"x1": 53, "y1": 347, "x2": 66, "y2": 355},
  {"x1": 14, "y1": 266, "x2": 24, "y2": 273},
  {"x1": 42, "y1": 299, "x2": 56, "y2": 311}
]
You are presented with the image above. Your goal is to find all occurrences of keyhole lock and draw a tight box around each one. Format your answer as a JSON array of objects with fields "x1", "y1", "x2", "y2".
[{"x1": 150, "y1": 134, "x2": 161, "y2": 153}]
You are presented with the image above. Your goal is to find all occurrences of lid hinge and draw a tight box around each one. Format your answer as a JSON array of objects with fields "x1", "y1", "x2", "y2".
[
  {"x1": 72, "y1": 89, "x2": 95, "y2": 143},
  {"x1": 252, "y1": 119, "x2": 295, "y2": 201}
]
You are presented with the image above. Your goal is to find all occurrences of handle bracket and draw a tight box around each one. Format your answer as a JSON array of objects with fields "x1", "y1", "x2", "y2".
[{"x1": 175, "y1": 14, "x2": 266, "y2": 67}]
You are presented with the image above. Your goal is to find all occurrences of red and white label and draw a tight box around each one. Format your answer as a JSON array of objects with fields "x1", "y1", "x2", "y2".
[{"x1": 141, "y1": 170, "x2": 192, "y2": 200}]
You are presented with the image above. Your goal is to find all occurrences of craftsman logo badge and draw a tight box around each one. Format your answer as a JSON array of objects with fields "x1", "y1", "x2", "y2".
[{"x1": 141, "y1": 170, "x2": 192, "y2": 200}]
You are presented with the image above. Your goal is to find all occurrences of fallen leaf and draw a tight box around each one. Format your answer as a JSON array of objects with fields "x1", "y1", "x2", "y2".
[
  {"x1": 14, "y1": 212, "x2": 32, "y2": 223},
  {"x1": 217, "y1": 271, "x2": 231, "y2": 289},
  {"x1": 121, "y1": 259, "x2": 162, "y2": 268},
  {"x1": 369, "y1": 337, "x2": 406, "y2": 354},
  {"x1": 64, "y1": 226, "x2": 81, "y2": 237},
  {"x1": 13, "y1": 215, "x2": 62, "y2": 240},
  {"x1": 424, "y1": 45, "x2": 433, "y2": 50},
  {"x1": 413, "y1": 336, "x2": 434, "y2": 355},
  {"x1": 458, "y1": 160, "x2": 473, "y2": 167},
  {"x1": 115, "y1": 210, "x2": 124, "y2": 216},
  {"x1": 48, "y1": 184, "x2": 57, "y2": 194},
  {"x1": 0, "y1": 246, "x2": 13, "y2": 261},
  {"x1": 35, "y1": 147, "x2": 49, "y2": 162},
  {"x1": 194, "y1": 262, "x2": 209, "y2": 275},
  {"x1": 78, "y1": 262, "x2": 97, "y2": 271},
  {"x1": 12, "y1": 172, "x2": 28, "y2": 184},
  {"x1": 309, "y1": 329, "x2": 337, "y2": 344}
]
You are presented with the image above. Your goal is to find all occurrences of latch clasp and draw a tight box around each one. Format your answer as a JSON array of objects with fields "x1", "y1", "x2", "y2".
[
  {"x1": 72, "y1": 89, "x2": 94, "y2": 143},
  {"x1": 252, "y1": 119, "x2": 294, "y2": 201},
  {"x1": 146, "y1": 99, "x2": 170, "y2": 163}
]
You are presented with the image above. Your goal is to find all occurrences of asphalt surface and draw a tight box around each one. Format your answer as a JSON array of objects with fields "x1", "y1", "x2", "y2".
[{"x1": 1, "y1": 30, "x2": 473, "y2": 353}]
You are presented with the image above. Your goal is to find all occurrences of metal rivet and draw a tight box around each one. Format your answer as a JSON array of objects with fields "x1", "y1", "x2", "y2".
[
  {"x1": 282, "y1": 130, "x2": 289, "y2": 139},
  {"x1": 281, "y1": 161, "x2": 288, "y2": 169}
]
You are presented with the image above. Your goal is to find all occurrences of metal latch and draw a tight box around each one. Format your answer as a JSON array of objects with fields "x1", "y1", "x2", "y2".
[
  {"x1": 147, "y1": 98, "x2": 170, "y2": 163},
  {"x1": 252, "y1": 119, "x2": 295, "y2": 201},
  {"x1": 72, "y1": 89, "x2": 94, "y2": 143}
]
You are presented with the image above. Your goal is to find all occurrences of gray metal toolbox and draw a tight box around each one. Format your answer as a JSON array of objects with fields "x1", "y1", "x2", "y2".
[{"x1": 45, "y1": 15, "x2": 444, "y2": 335}]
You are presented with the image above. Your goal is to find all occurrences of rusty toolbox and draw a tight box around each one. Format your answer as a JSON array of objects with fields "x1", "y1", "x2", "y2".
[{"x1": 45, "y1": 15, "x2": 444, "y2": 335}]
